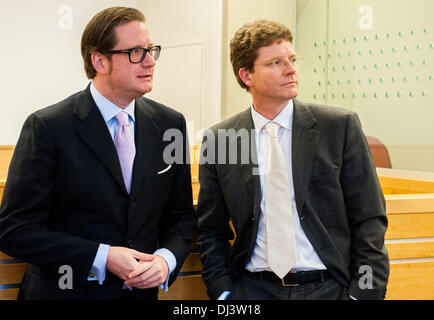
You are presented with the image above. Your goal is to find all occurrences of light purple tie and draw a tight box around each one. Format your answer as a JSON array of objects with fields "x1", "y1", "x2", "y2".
[{"x1": 114, "y1": 111, "x2": 135, "y2": 194}]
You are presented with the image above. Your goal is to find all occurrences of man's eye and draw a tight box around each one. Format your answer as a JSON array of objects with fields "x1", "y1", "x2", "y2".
[
  {"x1": 272, "y1": 59, "x2": 283, "y2": 66},
  {"x1": 132, "y1": 49, "x2": 142, "y2": 54}
]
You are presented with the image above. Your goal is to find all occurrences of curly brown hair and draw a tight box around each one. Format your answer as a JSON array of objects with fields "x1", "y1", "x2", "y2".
[{"x1": 230, "y1": 19, "x2": 293, "y2": 91}]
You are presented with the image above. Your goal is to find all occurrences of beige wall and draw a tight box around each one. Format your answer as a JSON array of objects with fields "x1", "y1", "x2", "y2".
[
  {"x1": 0, "y1": 0, "x2": 137, "y2": 145},
  {"x1": 3, "y1": 1, "x2": 433, "y2": 173},
  {"x1": 388, "y1": 146, "x2": 434, "y2": 173},
  {"x1": 138, "y1": 0, "x2": 223, "y2": 141},
  {"x1": 221, "y1": 0, "x2": 297, "y2": 120},
  {"x1": 295, "y1": 0, "x2": 434, "y2": 173}
]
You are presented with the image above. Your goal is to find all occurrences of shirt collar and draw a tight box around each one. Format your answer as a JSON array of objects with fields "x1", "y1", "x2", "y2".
[
  {"x1": 251, "y1": 99, "x2": 294, "y2": 132},
  {"x1": 90, "y1": 81, "x2": 135, "y2": 123}
]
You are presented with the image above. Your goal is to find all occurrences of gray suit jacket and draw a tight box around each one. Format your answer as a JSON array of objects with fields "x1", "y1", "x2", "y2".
[{"x1": 196, "y1": 99, "x2": 389, "y2": 300}]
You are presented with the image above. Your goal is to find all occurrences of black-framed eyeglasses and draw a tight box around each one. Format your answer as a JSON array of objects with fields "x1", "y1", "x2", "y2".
[{"x1": 106, "y1": 45, "x2": 161, "y2": 63}]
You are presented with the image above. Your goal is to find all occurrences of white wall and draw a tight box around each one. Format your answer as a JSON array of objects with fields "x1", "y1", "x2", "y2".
[
  {"x1": 0, "y1": 0, "x2": 137, "y2": 145},
  {"x1": 295, "y1": 0, "x2": 434, "y2": 172},
  {"x1": 138, "y1": 0, "x2": 223, "y2": 145},
  {"x1": 222, "y1": 0, "x2": 297, "y2": 119},
  {"x1": 1, "y1": 0, "x2": 299, "y2": 146}
]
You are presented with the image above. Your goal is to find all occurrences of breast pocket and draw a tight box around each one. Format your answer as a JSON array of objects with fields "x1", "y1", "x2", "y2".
[
  {"x1": 156, "y1": 164, "x2": 172, "y2": 175},
  {"x1": 153, "y1": 161, "x2": 175, "y2": 192}
]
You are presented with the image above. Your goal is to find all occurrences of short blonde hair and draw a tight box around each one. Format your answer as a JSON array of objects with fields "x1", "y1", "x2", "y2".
[{"x1": 230, "y1": 19, "x2": 293, "y2": 91}]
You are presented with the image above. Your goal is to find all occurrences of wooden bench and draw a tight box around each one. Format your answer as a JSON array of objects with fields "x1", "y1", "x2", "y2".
[
  {"x1": 0, "y1": 146, "x2": 27, "y2": 300},
  {"x1": 2, "y1": 147, "x2": 434, "y2": 300},
  {"x1": 0, "y1": 146, "x2": 14, "y2": 182},
  {"x1": 379, "y1": 168, "x2": 434, "y2": 300},
  {"x1": 0, "y1": 251, "x2": 26, "y2": 300}
]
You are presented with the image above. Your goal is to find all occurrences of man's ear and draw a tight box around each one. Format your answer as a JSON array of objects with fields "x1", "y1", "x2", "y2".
[
  {"x1": 238, "y1": 68, "x2": 253, "y2": 88},
  {"x1": 91, "y1": 52, "x2": 110, "y2": 75}
]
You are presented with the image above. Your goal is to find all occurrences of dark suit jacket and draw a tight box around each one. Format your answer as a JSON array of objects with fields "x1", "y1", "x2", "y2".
[
  {"x1": 0, "y1": 85, "x2": 196, "y2": 299},
  {"x1": 197, "y1": 99, "x2": 389, "y2": 300}
]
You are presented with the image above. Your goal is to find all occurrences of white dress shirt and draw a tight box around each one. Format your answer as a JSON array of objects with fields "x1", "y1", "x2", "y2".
[{"x1": 245, "y1": 100, "x2": 326, "y2": 272}]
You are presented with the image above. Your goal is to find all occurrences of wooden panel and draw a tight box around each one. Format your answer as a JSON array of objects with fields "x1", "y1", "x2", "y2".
[
  {"x1": 0, "y1": 251, "x2": 14, "y2": 260},
  {"x1": 378, "y1": 168, "x2": 434, "y2": 195},
  {"x1": 0, "y1": 146, "x2": 14, "y2": 181},
  {"x1": 386, "y1": 241, "x2": 434, "y2": 260},
  {"x1": 158, "y1": 275, "x2": 208, "y2": 300},
  {"x1": 386, "y1": 261, "x2": 434, "y2": 300},
  {"x1": 190, "y1": 145, "x2": 200, "y2": 179},
  {"x1": 385, "y1": 213, "x2": 434, "y2": 239},
  {"x1": 377, "y1": 168, "x2": 434, "y2": 182},
  {"x1": 383, "y1": 188, "x2": 421, "y2": 195},
  {"x1": 0, "y1": 181, "x2": 5, "y2": 201},
  {"x1": 180, "y1": 253, "x2": 202, "y2": 272},
  {"x1": 1, "y1": 147, "x2": 23, "y2": 301},
  {"x1": 379, "y1": 169, "x2": 434, "y2": 299},
  {"x1": 192, "y1": 177, "x2": 199, "y2": 204},
  {"x1": 191, "y1": 145, "x2": 200, "y2": 203},
  {"x1": 385, "y1": 194, "x2": 434, "y2": 214},
  {"x1": 0, "y1": 264, "x2": 27, "y2": 285},
  {"x1": 0, "y1": 288, "x2": 19, "y2": 300},
  {"x1": 379, "y1": 175, "x2": 434, "y2": 194}
]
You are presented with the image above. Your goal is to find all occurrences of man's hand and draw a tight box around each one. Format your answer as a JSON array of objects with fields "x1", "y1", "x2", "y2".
[
  {"x1": 124, "y1": 255, "x2": 169, "y2": 289},
  {"x1": 106, "y1": 246, "x2": 154, "y2": 281}
]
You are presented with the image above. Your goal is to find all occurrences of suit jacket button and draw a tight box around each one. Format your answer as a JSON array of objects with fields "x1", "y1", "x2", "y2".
[{"x1": 251, "y1": 216, "x2": 255, "y2": 222}]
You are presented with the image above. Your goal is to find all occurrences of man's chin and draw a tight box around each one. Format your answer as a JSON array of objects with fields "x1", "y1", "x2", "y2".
[
  {"x1": 138, "y1": 85, "x2": 153, "y2": 96},
  {"x1": 284, "y1": 90, "x2": 298, "y2": 101}
]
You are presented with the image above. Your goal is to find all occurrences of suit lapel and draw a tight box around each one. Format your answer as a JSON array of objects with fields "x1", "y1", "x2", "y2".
[
  {"x1": 233, "y1": 108, "x2": 261, "y2": 217},
  {"x1": 130, "y1": 98, "x2": 160, "y2": 195},
  {"x1": 292, "y1": 99, "x2": 321, "y2": 215},
  {"x1": 75, "y1": 86, "x2": 126, "y2": 193}
]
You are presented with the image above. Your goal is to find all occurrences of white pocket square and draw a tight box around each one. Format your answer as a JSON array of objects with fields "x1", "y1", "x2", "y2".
[{"x1": 157, "y1": 165, "x2": 172, "y2": 175}]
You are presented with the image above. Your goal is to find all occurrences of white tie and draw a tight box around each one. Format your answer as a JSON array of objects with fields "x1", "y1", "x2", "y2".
[{"x1": 264, "y1": 122, "x2": 296, "y2": 279}]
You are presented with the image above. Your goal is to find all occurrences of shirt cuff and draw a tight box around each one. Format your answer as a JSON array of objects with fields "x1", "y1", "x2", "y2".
[
  {"x1": 218, "y1": 291, "x2": 231, "y2": 300},
  {"x1": 88, "y1": 243, "x2": 110, "y2": 285},
  {"x1": 154, "y1": 248, "x2": 177, "y2": 292}
]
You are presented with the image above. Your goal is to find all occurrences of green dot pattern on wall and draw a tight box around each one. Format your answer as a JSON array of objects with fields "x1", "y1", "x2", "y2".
[{"x1": 308, "y1": 28, "x2": 431, "y2": 101}]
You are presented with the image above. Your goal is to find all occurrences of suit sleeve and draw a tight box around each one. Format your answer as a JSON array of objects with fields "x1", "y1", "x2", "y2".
[
  {"x1": 196, "y1": 130, "x2": 235, "y2": 299},
  {"x1": 0, "y1": 113, "x2": 99, "y2": 283},
  {"x1": 340, "y1": 112, "x2": 389, "y2": 300},
  {"x1": 156, "y1": 113, "x2": 196, "y2": 286}
]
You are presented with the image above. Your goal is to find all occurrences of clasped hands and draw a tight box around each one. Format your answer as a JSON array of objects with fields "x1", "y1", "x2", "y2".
[{"x1": 106, "y1": 246, "x2": 169, "y2": 289}]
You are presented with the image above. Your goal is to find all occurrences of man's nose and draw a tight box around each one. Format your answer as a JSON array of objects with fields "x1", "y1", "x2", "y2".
[
  {"x1": 141, "y1": 52, "x2": 156, "y2": 67},
  {"x1": 283, "y1": 61, "x2": 297, "y2": 74}
]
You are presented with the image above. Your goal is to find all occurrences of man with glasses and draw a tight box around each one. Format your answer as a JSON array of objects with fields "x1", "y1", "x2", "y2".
[
  {"x1": 197, "y1": 20, "x2": 389, "y2": 300},
  {"x1": 0, "y1": 7, "x2": 195, "y2": 300}
]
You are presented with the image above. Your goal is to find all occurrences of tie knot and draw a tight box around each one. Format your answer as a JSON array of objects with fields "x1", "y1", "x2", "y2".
[
  {"x1": 264, "y1": 122, "x2": 280, "y2": 138},
  {"x1": 115, "y1": 111, "x2": 129, "y2": 126}
]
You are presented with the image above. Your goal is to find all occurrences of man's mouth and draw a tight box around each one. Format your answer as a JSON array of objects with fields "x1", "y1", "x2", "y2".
[{"x1": 137, "y1": 75, "x2": 152, "y2": 80}]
